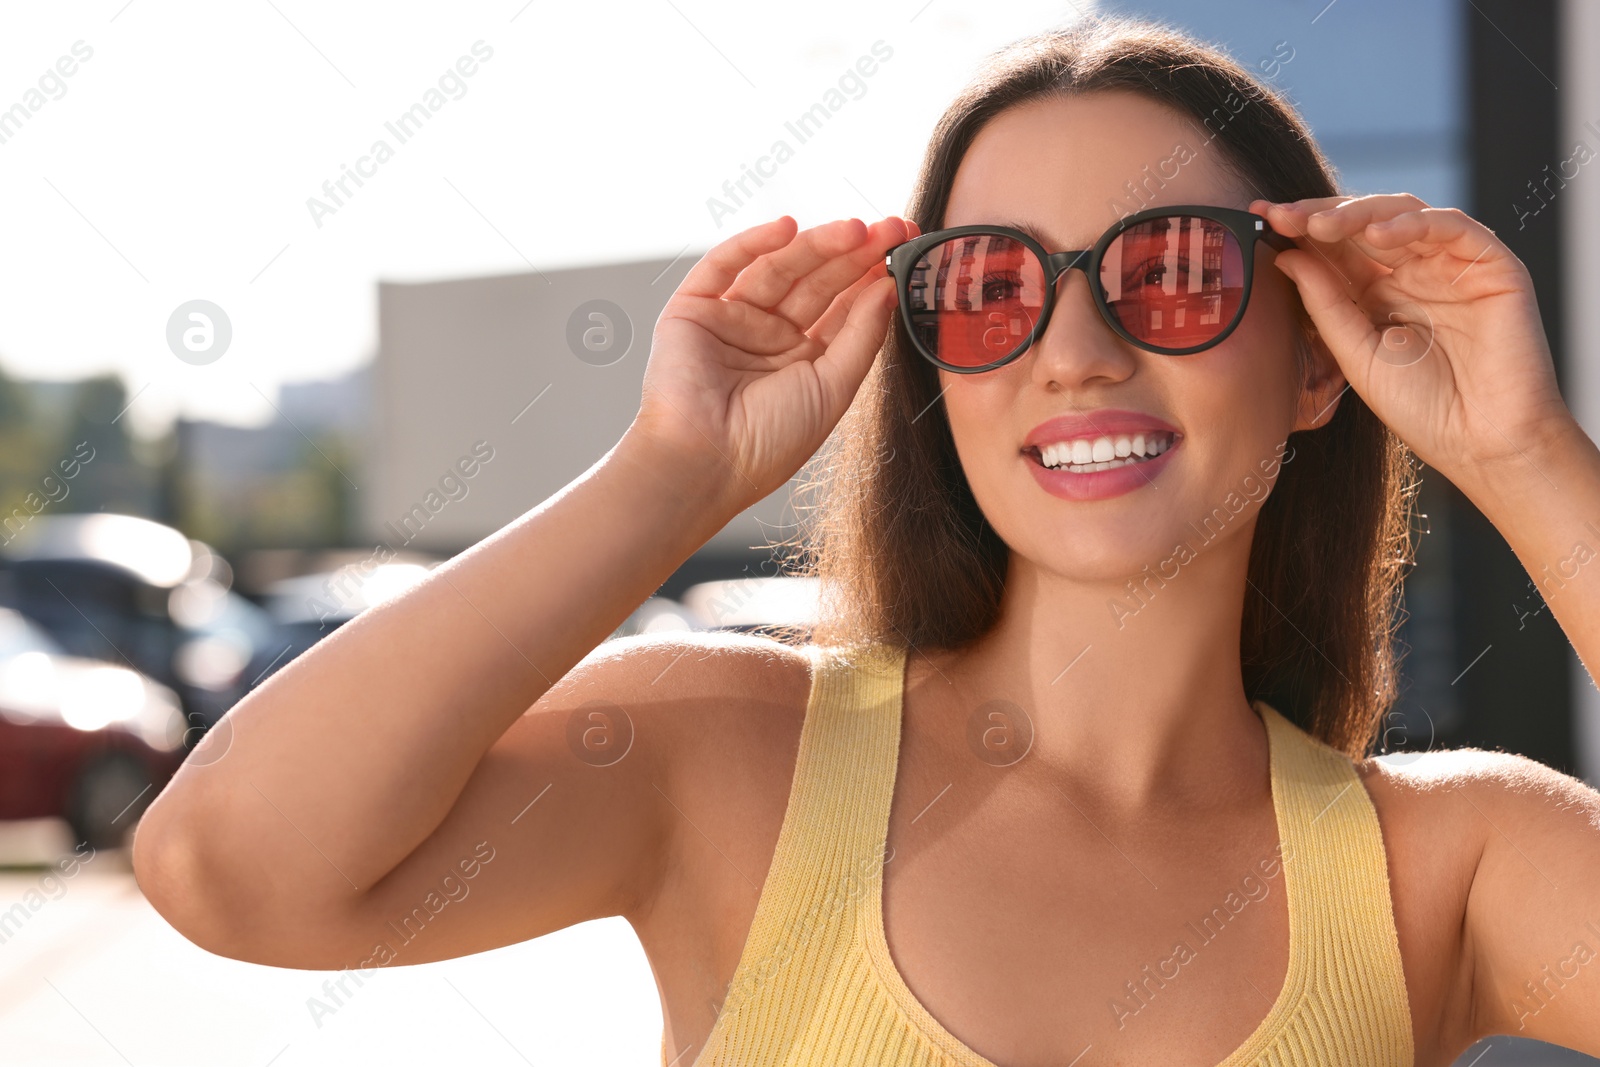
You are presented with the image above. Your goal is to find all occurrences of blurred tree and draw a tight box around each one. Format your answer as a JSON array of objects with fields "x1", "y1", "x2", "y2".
[
  {"x1": 174, "y1": 423, "x2": 358, "y2": 558},
  {"x1": 1, "y1": 366, "x2": 360, "y2": 563},
  {"x1": 0, "y1": 369, "x2": 46, "y2": 495},
  {"x1": 49, "y1": 374, "x2": 152, "y2": 517}
]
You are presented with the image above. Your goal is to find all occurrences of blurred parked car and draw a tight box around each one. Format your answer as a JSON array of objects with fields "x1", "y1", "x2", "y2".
[
  {"x1": 250, "y1": 565, "x2": 819, "y2": 683},
  {"x1": 250, "y1": 561, "x2": 436, "y2": 684},
  {"x1": 609, "y1": 595, "x2": 705, "y2": 641},
  {"x1": 0, "y1": 513, "x2": 276, "y2": 732},
  {"x1": 605, "y1": 577, "x2": 820, "y2": 645},
  {"x1": 0, "y1": 607, "x2": 186, "y2": 849},
  {"x1": 678, "y1": 576, "x2": 819, "y2": 644}
]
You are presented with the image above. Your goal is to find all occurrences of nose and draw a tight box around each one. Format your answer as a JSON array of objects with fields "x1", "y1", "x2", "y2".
[{"x1": 1026, "y1": 261, "x2": 1137, "y2": 390}]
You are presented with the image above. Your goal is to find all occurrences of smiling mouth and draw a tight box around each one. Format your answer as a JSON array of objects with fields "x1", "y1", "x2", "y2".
[{"x1": 1024, "y1": 431, "x2": 1177, "y2": 474}]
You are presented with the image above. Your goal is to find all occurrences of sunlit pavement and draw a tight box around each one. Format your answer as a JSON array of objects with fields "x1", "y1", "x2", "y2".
[{"x1": 0, "y1": 824, "x2": 664, "y2": 1067}]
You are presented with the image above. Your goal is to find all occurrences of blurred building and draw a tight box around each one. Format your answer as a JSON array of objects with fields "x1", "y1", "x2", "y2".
[
  {"x1": 363, "y1": 253, "x2": 809, "y2": 594},
  {"x1": 172, "y1": 365, "x2": 369, "y2": 559}
]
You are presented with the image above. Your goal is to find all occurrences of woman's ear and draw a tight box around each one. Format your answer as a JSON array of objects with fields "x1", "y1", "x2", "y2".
[{"x1": 1293, "y1": 328, "x2": 1346, "y2": 433}]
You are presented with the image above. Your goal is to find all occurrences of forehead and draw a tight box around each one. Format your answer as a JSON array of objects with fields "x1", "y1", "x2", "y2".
[{"x1": 944, "y1": 90, "x2": 1251, "y2": 245}]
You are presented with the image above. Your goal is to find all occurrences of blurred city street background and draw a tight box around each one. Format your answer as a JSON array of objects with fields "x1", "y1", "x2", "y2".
[{"x1": 3, "y1": 0, "x2": 1599, "y2": 1063}]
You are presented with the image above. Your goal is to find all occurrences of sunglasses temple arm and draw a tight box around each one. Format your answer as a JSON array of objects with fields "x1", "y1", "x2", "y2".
[{"x1": 1259, "y1": 228, "x2": 1297, "y2": 253}]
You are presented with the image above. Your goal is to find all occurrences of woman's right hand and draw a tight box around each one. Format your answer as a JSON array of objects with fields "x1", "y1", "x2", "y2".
[{"x1": 632, "y1": 214, "x2": 916, "y2": 513}]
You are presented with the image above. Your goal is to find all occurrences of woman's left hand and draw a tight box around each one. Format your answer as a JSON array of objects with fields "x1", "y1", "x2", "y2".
[{"x1": 1253, "y1": 194, "x2": 1573, "y2": 489}]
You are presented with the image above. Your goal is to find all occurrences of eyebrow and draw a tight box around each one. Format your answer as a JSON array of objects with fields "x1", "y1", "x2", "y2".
[
  {"x1": 995, "y1": 218, "x2": 1064, "y2": 249},
  {"x1": 991, "y1": 216, "x2": 1204, "y2": 258}
]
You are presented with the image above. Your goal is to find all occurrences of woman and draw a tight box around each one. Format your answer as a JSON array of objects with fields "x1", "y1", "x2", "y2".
[{"x1": 133, "y1": 16, "x2": 1600, "y2": 1067}]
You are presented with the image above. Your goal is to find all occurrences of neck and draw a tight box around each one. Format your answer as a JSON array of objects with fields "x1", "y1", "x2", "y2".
[{"x1": 917, "y1": 520, "x2": 1270, "y2": 814}]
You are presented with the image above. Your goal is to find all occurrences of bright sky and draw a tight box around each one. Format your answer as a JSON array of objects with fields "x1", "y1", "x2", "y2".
[{"x1": 0, "y1": 0, "x2": 1091, "y2": 435}]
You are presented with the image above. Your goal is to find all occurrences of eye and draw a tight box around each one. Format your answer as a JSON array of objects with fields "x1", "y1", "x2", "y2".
[
  {"x1": 1127, "y1": 259, "x2": 1204, "y2": 289},
  {"x1": 981, "y1": 272, "x2": 1023, "y2": 302}
]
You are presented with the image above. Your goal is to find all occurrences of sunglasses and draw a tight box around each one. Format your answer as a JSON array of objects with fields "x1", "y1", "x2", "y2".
[{"x1": 885, "y1": 204, "x2": 1296, "y2": 373}]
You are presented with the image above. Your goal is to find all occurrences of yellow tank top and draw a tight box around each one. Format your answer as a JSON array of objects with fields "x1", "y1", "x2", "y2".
[{"x1": 667, "y1": 641, "x2": 1414, "y2": 1067}]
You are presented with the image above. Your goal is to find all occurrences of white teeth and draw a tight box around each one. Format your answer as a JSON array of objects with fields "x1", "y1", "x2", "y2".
[{"x1": 1036, "y1": 431, "x2": 1174, "y2": 471}]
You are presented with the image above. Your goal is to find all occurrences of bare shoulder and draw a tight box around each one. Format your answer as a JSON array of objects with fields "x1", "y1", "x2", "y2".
[
  {"x1": 1348, "y1": 743, "x2": 1591, "y2": 903},
  {"x1": 590, "y1": 631, "x2": 818, "y2": 978},
  {"x1": 569, "y1": 628, "x2": 815, "y2": 746},
  {"x1": 1354, "y1": 743, "x2": 1599, "y2": 856},
  {"x1": 1351, "y1": 744, "x2": 1600, "y2": 1055},
  {"x1": 1356, "y1": 744, "x2": 1594, "y2": 792},
  {"x1": 572, "y1": 626, "x2": 817, "y2": 863}
]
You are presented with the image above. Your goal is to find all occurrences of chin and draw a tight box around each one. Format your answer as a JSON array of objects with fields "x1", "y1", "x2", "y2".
[{"x1": 1011, "y1": 525, "x2": 1188, "y2": 582}]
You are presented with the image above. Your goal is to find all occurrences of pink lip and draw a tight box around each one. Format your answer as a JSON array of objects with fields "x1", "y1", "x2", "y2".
[
  {"x1": 1024, "y1": 438, "x2": 1179, "y2": 501},
  {"x1": 1021, "y1": 408, "x2": 1182, "y2": 503},
  {"x1": 1022, "y1": 409, "x2": 1180, "y2": 450}
]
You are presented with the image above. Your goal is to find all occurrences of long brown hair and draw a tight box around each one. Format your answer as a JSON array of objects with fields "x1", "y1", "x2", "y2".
[{"x1": 784, "y1": 15, "x2": 1420, "y2": 761}]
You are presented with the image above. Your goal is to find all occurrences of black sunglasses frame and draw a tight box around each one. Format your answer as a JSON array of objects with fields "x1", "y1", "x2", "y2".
[{"x1": 885, "y1": 204, "x2": 1297, "y2": 373}]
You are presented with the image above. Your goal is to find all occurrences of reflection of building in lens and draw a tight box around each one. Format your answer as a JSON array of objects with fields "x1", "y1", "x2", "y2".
[
  {"x1": 1120, "y1": 217, "x2": 1232, "y2": 341},
  {"x1": 953, "y1": 236, "x2": 980, "y2": 311},
  {"x1": 909, "y1": 236, "x2": 984, "y2": 359},
  {"x1": 907, "y1": 250, "x2": 931, "y2": 347},
  {"x1": 908, "y1": 253, "x2": 936, "y2": 354},
  {"x1": 1198, "y1": 220, "x2": 1225, "y2": 325},
  {"x1": 908, "y1": 234, "x2": 1039, "y2": 364}
]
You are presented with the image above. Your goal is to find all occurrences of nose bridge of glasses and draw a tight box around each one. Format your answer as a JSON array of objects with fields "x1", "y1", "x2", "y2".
[{"x1": 1044, "y1": 248, "x2": 1093, "y2": 286}]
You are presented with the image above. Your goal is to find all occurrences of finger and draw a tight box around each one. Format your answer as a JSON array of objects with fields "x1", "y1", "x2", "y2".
[
  {"x1": 1360, "y1": 206, "x2": 1504, "y2": 265},
  {"x1": 810, "y1": 259, "x2": 889, "y2": 349},
  {"x1": 665, "y1": 293, "x2": 800, "y2": 358},
  {"x1": 1301, "y1": 192, "x2": 1430, "y2": 244},
  {"x1": 1272, "y1": 247, "x2": 1378, "y2": 385},
  {"x1": 812, "y1": 274, "x2": 897, "y2": 422},
  {"x1": 724, "y1": 217, "x2": 871, "y2": 309},
  {"x1": 775, "y1": 217, "x2": 908, "y2": 329},
  {"x1": 1296, "y1": 194, "x2": 1467, "y2": 274},
  {"x1": 1259, "y1": 202, "x2": 1387, "y2": 290},
  {"x1": 678, "y1": 215, "x2": 799, "y2": 299}
]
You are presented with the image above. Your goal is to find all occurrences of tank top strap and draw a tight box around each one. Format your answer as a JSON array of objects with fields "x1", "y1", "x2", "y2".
[
  {"x1": 711, "y1": 640, "x2": 904, "y2": 1023},
  {"x1": 1251, "y1": 700, "x2": 1414, "y2": 1061}
]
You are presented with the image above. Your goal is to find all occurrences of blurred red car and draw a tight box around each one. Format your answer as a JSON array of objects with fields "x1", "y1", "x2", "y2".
[{"x1": 0, "y1": 607, "x2": 187, "y2": 849}]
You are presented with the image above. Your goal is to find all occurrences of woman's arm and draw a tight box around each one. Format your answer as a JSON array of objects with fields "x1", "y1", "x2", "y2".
[
  {"x1": 130, "y1": 432, "x2": 728, "y2": 965},
  {"x1": 1412, "y1": 408, "x2": 1600, "y2": 1050},
  {"x1": 130, "y1": 212, "x2": 911, "y2": 967},
  {"x1": 1258, "y1": 193, "x2": 1600, "y2": 1052}
]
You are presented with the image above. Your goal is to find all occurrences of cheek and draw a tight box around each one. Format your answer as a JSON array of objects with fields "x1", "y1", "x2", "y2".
[
  {"x1": 1212, "y1": 285, "x2": 1304, "y2": 425},
  {"x1": 941, "y1": 373, "x2": 1024, "y2": 465},
  {"x1": 1245, "y1": 275, "x2": 1307, "y2": 393},
  {"x1": 1192, "y1": 334, "x2": 1302, "y2": 483}
]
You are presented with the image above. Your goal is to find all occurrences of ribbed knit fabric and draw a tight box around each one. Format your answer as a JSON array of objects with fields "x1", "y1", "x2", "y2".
[{"x1": 668, "y1": 641, "x2": 1414, "y2": 1067}]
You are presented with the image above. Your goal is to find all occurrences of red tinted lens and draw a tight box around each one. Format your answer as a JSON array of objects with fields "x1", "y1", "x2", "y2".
[
  {"x1": 905, "y1": 232, "x2": 1045, "y2": 368},
  {"x1": 1100, "y1": 216, "x2": 1244, "y2": 350}
]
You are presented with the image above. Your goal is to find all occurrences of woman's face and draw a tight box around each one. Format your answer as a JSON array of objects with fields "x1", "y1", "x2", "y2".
[{"x1": 939, "y1": 90, "x2": 1340, "y2": 579}]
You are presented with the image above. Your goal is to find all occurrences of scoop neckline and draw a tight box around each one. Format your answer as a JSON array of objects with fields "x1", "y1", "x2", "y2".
[{"x1": 860, "y1": 642, "x2": 1303, "y2": 1067}]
